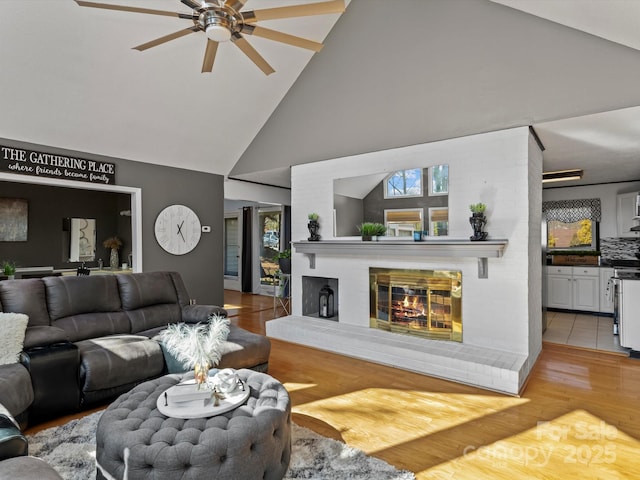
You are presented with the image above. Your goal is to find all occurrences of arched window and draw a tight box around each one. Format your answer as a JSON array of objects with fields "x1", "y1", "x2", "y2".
[{"x1": 384, "y1": 168, "x2": 422, "y2": 198}]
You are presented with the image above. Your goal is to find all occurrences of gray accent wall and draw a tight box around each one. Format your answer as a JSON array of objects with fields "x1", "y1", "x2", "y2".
[
  {"x1": 0, "y1": 137, "x2": 224, "y2": 306},
  {"x1": 0, "y1": 182, "x2": 129, "y2": 269}
]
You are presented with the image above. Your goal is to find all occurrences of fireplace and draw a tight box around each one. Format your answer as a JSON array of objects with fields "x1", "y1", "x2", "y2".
[
  {"x1": 302, "y1": 276, "x2": 339, "y2": 320},
  {"x1": 369, "y1": 268, "x2": 462, "y2": 341}
]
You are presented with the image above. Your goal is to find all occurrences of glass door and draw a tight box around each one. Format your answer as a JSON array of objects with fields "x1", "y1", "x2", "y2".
[{"x1": 258, "y1": 207, "x2": 282, "y2": 295}]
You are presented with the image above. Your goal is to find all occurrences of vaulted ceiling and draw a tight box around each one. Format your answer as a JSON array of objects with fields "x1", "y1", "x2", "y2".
[{"x1": 1, "y1": 0, "x2": 639, "y2": 190}]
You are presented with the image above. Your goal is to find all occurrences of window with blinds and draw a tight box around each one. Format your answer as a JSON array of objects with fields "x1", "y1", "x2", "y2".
[
  {"x1": 543, "y1": 199, "x2": 600, "y2": 250},
  {"x1": 384, "y1": 208, "x2": 424, "y2": 237},
  {"x1": 224, "y1": 216, "x2": 239, "y2": 277},
  {"x1": 428, "y1": 207, "x2": 449, "y2": 236}
]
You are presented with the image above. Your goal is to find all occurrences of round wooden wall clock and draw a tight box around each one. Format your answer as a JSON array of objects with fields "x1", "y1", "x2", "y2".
[{"x1": 154, "y1": 204, "x2": 202, "y2": 255}]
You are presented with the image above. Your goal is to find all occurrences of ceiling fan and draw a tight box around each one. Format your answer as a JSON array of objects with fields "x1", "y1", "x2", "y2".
[{"x1": 75, "y1": 0, "x2": 345, "y2": 75}]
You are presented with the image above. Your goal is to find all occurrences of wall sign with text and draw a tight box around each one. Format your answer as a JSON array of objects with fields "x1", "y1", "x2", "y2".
[{"x1": 0, "y1": 145, "x2": 116, "y2": 185}]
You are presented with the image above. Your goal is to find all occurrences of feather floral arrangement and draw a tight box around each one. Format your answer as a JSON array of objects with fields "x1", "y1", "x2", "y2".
[{"x1": 159, "y1": 314, "x2": 230, "y2": 387}]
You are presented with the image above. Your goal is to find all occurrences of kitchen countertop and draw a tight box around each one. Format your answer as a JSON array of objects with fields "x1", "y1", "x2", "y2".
[{"x1": 546, "y1": 258, "x2": 640, "y2": 268}]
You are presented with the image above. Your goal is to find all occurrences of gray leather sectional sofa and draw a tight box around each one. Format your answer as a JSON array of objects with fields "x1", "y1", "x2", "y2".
[{"x1": 0, "y1": 271, "x2": 271, "y2": 478}]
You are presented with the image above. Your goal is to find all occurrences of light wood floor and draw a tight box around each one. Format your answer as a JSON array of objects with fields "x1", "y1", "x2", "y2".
[
  {"x1": 225, "y1": 291, "x2": 640, "y2": 479},
  {"x1": 27, "y1": 291, "x2": 640, "y2": 479}
]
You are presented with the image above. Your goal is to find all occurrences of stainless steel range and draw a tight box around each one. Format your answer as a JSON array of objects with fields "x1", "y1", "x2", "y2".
[{"x1": 610, "y1": 260, "x2": 640, "y2": 350}]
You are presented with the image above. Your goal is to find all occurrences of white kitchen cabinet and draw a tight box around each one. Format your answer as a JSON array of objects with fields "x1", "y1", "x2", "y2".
[
  {"x1": 547, "y1": 273, "x2": 573, "y2": 309},
  {"x1": 545, "y1": 266, "x2": 600, "y2": 312},
  {"x1": 616, "y1": 192, "x2": 640, "y2": 238},
  {"x1": 599, "y1": 268, "x2": 615, "y2": 314},
  {"x1": 620, "y1": 279, "x2": 640, "y2": 350}
]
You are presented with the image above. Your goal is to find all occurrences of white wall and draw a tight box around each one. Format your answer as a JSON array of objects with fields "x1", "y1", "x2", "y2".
[
  {"x1": 527, "y1": 133, "x2": 544, "y2": 373},
  {"x1": 542, "y1": 181, "x2": 640, "y2": 237},
  {"x1": 290, "y1": 126, "x2": 541, "y2": 358}
]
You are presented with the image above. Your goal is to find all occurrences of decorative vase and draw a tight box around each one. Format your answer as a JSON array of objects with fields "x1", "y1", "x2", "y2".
[
  {"x1": 361, "y1": 235, "x2": 372, "y2": 241},
  {"x1": 469, "y1": 213, "x2": 488, "y2": 241},
  {"x1": 307, "y1": 220, "x2": 320, "y2": 241},
  {"x1": 194, "y1": 361, "x2": 211, "y2": 389},
  {"x1": 110, "y1": 248, "x2": 119, "y2": 270}
]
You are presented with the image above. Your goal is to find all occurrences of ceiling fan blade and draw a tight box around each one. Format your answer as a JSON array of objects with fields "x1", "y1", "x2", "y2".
[
  {"x1": 75, "y1": 1, "x2": 182, "y2": 18},
  {"x1": 231, "y1": 33, "x2": 275, "y2": 75},
  {"x1": 133, "y1": 27, "x2": 199, "y2": 51},
  {"x1": 242, "y1": 25, "x2": 323, "y2": 52},
  {"x1": 181, "y1": 0, "x2": 202, "y2": 10},
  {"x1": 201, "y1": 39, "x2": 219, "y2": 73},
  {"x1": 243, "y1": 0, "x2": 345, "y2": 23},
  {"x1": 225, "y1": 0, "x2": 247, "y2": 10}
]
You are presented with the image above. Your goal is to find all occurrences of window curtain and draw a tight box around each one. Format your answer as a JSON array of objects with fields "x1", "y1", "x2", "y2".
[
  {"x1": 241, "y1": 207, "x2": 252, "y2": 293},
  {"x1": 542, "y1": 198, "x2": 601, "y2": 223},
  {"x1": 282, "y1": 205, "x2": 291, "y2": 249}
]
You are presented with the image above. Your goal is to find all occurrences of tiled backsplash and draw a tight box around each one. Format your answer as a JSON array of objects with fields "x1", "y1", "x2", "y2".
[{"x1": 601, "y1": 237, "x2": 640, "y2": 261}]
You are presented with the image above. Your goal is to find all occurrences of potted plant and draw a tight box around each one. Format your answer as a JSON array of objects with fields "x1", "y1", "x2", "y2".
[
  {"x1": 469, "y1": 203, "x2": 487, "y2": 215},
  {"x1": 469, "y1": 203, "x2": 488, "y2": 241},
  {"x1": 2, "y1": 260, "x2": 16, "y2": 279},
  {"x1": 307, "y1": 213, "x2": 320, "y2": 241},
  {"x1": 275, "y1": 248, "x2": 291, "y2": 274},
  {"x1": 158, "y1": 314, "x2": 230, "y2": 388},
  {"x1": 358, "y1": 222, "x2": 387, "y2": 241}
]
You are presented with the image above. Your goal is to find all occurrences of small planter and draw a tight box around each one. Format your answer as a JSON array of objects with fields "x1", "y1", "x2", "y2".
[
  {"x1": 307, "y1": 220, "x2": 320, "y2": 241},
  {"x1": 469, "y1": 213, "x2": 488, "y2": 241},
  {"x1": 552, "y1": 255, "x2": 599, "y2": 266},
  {"x1": 278, "y1": 258, "x2": 291, "y2": 274},
  {"x1": 358, "y1": 222, "x2": 386, "y2": 241}
]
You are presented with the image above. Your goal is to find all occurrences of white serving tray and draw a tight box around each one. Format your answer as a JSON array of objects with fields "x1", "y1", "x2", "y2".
[{"x1": 157, "y1": 377, "x2": 250, "y2": 419}]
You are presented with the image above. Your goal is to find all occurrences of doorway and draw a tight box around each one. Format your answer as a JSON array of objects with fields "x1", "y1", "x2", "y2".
[{"x1": 257, "y1": 207, "x2": 282, "y2": 295}]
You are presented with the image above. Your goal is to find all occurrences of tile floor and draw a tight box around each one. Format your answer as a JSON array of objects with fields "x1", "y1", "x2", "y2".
[{"x1": 543, "y1": 310, "x2": 629, "y2": 354}]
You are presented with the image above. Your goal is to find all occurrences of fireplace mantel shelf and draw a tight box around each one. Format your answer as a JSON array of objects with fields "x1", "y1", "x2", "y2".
[{"x1": 292, "y1": 239, "x2": 508, "y2": 278}]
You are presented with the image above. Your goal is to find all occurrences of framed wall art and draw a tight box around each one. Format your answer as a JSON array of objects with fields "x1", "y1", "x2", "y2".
[{"x1": 0, "y1": 198, "x2": 28, "y2": 241}]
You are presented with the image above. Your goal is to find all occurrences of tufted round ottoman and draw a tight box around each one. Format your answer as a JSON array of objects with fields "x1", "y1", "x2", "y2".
[{"x1": 95, "y1": 369, "x2": 291, "y2": 480}]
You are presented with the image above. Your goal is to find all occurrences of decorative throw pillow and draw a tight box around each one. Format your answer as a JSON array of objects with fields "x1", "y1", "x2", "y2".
[{"x1": 0, "y1": 312, "x2": 29, "y2": 366}]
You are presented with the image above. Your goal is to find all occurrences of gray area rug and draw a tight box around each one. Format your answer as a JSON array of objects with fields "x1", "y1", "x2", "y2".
[{"x1": 27, "y1": 411, "x2": 416, "y2": 480}]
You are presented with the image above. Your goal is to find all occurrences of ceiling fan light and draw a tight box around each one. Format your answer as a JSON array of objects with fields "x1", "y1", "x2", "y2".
[{"x1": 206, "y1": 23, "x2": 231, "y2": 42}]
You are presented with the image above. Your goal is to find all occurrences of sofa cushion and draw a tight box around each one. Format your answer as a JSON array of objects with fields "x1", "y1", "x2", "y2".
[
  {"x1": 76, "y1": 335, "x2": 164, "y2": 394},
  {"x1": 168, "y1": 271, "x2": 191, "y2": 306},
  {"x1": 51, "y1": 312, "x2": 132, "y2": 343},
  {"x1": 117, "y1": 272, "x2": 178, "y2": 310},
  {"x1": 43, "y1": 276, "x2": 121, "y2": 320},
  {"x1": 0, "y1": 313, "x2": 28, "y2": 366},
  {"x1": 217, "y1": 325, "x2": 272, "y2": 371},
  {"x1": 23, "y1": 326, "x2": 69, "y2": 350},
  {"x1": 0, "y1": 279, "x2": 50, "y2": 327},
  {"x1": 125, "y1": 304, "x2": 183, "y2": 335},
  {"x1": 0, "y1": 364, "x2": 34, "y2": 418}
]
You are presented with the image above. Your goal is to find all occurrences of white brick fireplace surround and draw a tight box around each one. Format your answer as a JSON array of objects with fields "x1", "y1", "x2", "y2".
[{"x1": 266, "y1": 127, "x2": 544, "y2": 395}]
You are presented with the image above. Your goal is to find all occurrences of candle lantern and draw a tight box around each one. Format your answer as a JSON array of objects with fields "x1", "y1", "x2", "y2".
[{"x1": 318, "y1": 284, "x2": 335, "y2": 318}]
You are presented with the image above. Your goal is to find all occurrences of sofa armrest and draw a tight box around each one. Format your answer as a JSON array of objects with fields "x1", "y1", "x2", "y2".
[
  {"x1": 0, "y1": 415, "x2": 27, "y2": 461},
  {"x1": 181, "y1": 305, "x2": 228, "y2": 324},
  {"x1": 23, "y1": 326, "x2": 69, "y2": 350}
]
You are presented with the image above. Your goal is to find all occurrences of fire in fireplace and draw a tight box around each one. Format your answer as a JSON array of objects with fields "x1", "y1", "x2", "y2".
[{"x1": 369, "y1": 268, "x2": 462, "y2": 341}]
